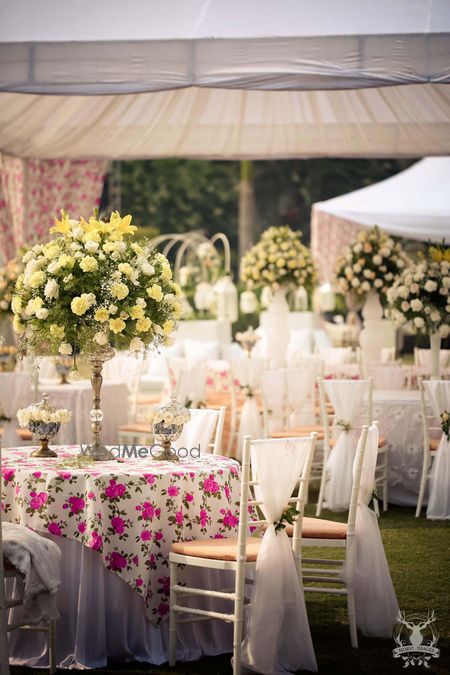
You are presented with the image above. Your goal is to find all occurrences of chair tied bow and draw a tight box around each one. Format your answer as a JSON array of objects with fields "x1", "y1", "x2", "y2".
[
  {"x1": 336, "y1": 419, "x2": 352, "y2": 433},
  {"x1": 273, "y1": 504, "x2": 300, "y2": 534},
  {"x1": 441, "y1": 410, "x2": 450, "y2": 441}
]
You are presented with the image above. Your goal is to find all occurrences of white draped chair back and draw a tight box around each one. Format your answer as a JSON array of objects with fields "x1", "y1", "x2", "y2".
[
  {"x1": 172, "y1": 407, "x2": 225, "y2": 456},
  {"x1": 260, "y1": 368, "x2": 285, "y2": 436},
  {"x1": 317, "y1": 346, "x2": 353, "y2": 364},
  {"x1": 260, "y1": 367, "x2": 318, "y2": 436},
  {"x1": 343, "y1": 424, "x2": 400, "y2": 636},
  {"x1": 241, "y1": 435, "x2": 318, "y2": 674},
  {"x1": 318, "y1": 378, "x2": 372, "y2": 512},
  {"x1": 414, "y1": 348, "x2": 450, "y2": 369},
  {"x1": 231, "y1": 357, "x2": 264, "y2": 460},
  {"x1": 363, "y1": 363, "x2": 407, "y2": 390},
  {"x1": 422, "y1": 380, "x2": 450, "y2": 519},
  {"x1": 167, "y1": 357, "x2": 207, "y2": 408}
]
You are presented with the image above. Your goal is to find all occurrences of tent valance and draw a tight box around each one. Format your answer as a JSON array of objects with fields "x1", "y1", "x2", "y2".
[{"x1": 1, "y1": 0, "x2": 449, "y2": 95}]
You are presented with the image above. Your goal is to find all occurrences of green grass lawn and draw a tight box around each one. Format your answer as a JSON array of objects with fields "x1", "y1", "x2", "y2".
[{"x1": 12, "y1": 505, "x2": 450, "y2": 675}]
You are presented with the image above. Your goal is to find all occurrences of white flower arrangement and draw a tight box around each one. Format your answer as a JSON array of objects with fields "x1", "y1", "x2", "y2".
[
  {"x1": 387, "y1": 246, "x2": 450, "y2": 337},
  {"x1": 11, "y1": 211, "x2": 182, "y2": 356},
  {"x1": 240, "y1": 225, "x2": 316, "y2": 294},
  {"x1": 17, "y1": 406, "x2": 72, "y2": 427},
  {"x1": 335, "y1": 226, "x2": 410, "y2": 307},
  {"x1": 148, "y1": 407, "x2": 190, "y2": 427}
]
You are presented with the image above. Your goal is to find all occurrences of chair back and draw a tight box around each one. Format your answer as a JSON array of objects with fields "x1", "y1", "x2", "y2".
[
  {"x1": 419, "y1": 377, "x2": 450, "y2": 448},
  {"x1": 172, "y1": 407, "x2": 226, "y2": 455},
  {"x1": 363, "y1": 363, "x2": 407, "y2": 390},
  {"x1": 260, "y1": 367, "x2": 318, "y2": 435},
  {"x1": 168, "y1": 357, "x2": 207, "y2": 407},
  {"x1": 347, "y1": 425, "x2": 370, "y2": 537},
  {"x1": 415, "y1": 348, "x2": 450, "y2": 369}
]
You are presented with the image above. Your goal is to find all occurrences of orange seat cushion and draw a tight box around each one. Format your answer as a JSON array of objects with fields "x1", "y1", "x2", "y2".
[
  {"x1": 270, "y1": 425, "x2": 324, "y2": 441},
  {"x1": 430, "y1": 438, "x2": 440, "y2": 451},
  {"x1": 284, "y1": 516, "x2": 347, "y2": 540},
  {"x1": 171, "y1": 536, "x2": 261, "y2": 562}
]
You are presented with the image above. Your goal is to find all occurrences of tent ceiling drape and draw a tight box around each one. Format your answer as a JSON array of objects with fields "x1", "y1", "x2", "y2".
[{"x1": 0, "y1": 85, "x2": 449, "y2": 160}]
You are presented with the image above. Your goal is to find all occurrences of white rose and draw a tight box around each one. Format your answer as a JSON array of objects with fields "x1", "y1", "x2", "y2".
[
  {"x1": 374, "y1": 279, "x2": 383, "y2": 288},
  {"x1": 129, "y1": 337, "x2": 145, "y2": 351},
  {"x1": 372, "y1": 255, "x2": 382, "y2": 265},
  {"x1": 361, "y1": 281, "x2": 371, "y2": 292},
  {"x1": 353, "y1": 264, "x2": 361, "y2": 274},
  {"x1": 35, "y1": 308, "x2": 49, "y2": 319},
  {"x1": 411, "y1": 299, "x2": 423, "y2": 311},
  {"x1": 401, "y1": 301, "x2": 410, "y2": 312},
  {"x1": 47, "y1": 261, "x2": 61, "y2": 274},
  {"x1": 385, "y1": 272, "x2": 394, "y2": 281},
  {"x1": 141, "y1": 263, "x2": 155, "y2": 276},
  {"x1": 109, "y1": 304, "x2": 118, "y2": 314},
  {"x1": 44, "y1": 278, "x2": 59, "y2": 300},
  {"x1": 414, "y1": 317, "x2": 425, "y2": 328},
  {"x1": 430, "y1": 311, "x2": 441, "y2": 322},
  {"x1": 351, "y1": 277, "x2": 360, "y2": 287},
  {"x1": 111, "y1": 251, "x2": 120, "y2": 261},
  {"x1": 353, "y1": 243, "x2": 363, "y2": 254},
  {"x1": 85, "y1": 241, "x2": 99, "y2": 253},
  {"x1": 397, "y1": 285, "x2": 409, "y2": 299},
  {"x1": 424, "y1": 280, "x2": 438, "y2": 293},
  {"x1": 94, "y1": 331, "x2": 108, "y2": 346},
  {"x1": 59, "y1": 342, "x2": 73, "y2": 355}
]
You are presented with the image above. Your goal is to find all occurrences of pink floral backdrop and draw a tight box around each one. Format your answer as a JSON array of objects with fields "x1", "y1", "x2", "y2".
[
  {"x1": 311, "y1": 206, "x2": 360, "y2": 283},
  {"x1": 0, "y1": 152, "x2": 108, "y2": 261}
]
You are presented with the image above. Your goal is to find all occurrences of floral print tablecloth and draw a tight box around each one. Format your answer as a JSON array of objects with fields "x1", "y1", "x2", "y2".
[{"x1": 1, "y1": 446, "x2": 241, "y2": 622}]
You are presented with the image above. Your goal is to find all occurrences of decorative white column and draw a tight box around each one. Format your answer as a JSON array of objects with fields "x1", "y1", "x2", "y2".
[
  {"x1": 265, "y1": 288, "x2": 289, "y2": 368},
  {"x1": 359, "y1": 290, "x2": 396, "y2": 362},
  {"x1": 429, "y1": 332, "x2": 441, "y2": 380}
]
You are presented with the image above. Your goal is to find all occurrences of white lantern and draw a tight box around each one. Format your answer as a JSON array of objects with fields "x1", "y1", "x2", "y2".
[
  {"x1": 213, "y1": 276, "x2": 238, "y2": 323},
  {"x1": 317, "y1": 283, "x2": 336, "y2": 312},
  {"x1": 240, "y1": 290, "x2": 258, "y2": 314},
  {"x1": 260, "y1": 286, "x2": 273, "y2": 308},
  {"x1": 194, "y1": 282, "x2": 214, "y2": 311}
]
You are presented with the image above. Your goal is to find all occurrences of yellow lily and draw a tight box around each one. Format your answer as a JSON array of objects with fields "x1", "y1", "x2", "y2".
[{"x1": 50, "y1": 210, "x2": 71, "y2": 235}]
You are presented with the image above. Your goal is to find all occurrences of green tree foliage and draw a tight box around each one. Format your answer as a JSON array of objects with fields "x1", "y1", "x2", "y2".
[{"x1": 119, "y1": 157, "x2": 415, "y2": 254}]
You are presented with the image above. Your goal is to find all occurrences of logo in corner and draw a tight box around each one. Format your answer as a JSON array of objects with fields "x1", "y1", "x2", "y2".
[{"x1": 393, "y1": 610, "x2": 440, "y2": 668}]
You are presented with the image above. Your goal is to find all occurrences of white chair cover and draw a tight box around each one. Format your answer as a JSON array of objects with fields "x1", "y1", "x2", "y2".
[
  {"x1": 286, "y1": 369, "x2": 316, "y2": 426},
  {"x1": 233, "y1": 358, "x2": 263, "y2": 460},
  {"x1": 173, "y1": 409, "x2": 219, "y2": 456},
  {"x1": 324, "y1": 380, "x2": 368, "y2": 511},
  {"x1": 260, "y1": 368, "x2": 285, "y2": 434},
  {"x1": 343, "y1": 425, "x2": 399, "y2": 637},
  {"x1": 318, "y1": 347, "x2": 353, "y2": 365},
  {"x1": 0, "y1": 372, "x2": 31, "y2": 447},
  {"x1": 168, "y1": 358, "x2": 207, "y2": 408},
  {"x1": 365, "y1": 364, "x2": 406, "y2": 391},
  {"x1": 241, "y1": 438, "x2": 317, "y2": 674},
  {"x1": 415, "y1": 349, "x2": 450, "y2": 369},
  {"x1": 424, "y1": 380, "x2": 450, "y2": 520}
]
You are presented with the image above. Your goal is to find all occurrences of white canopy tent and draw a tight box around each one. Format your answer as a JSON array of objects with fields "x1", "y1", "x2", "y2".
[
  {"x1": 311, "y1": 157, "x2": 450, "y2": 281},
  {"x1": 0, "y1": 0, "x2": 449, "y2": 159}
]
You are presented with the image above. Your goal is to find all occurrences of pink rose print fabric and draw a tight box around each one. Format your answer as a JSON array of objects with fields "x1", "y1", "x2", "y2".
[{"x1": 1, "y1": 446, "x2": 241, "y2": 623}]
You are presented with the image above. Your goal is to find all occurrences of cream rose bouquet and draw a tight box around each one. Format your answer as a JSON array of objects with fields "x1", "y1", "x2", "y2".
[
  {"x1": 17, "y1": 405, "x2": 71, "y2": 427},
  {"x1": 387, "y1": 246, "x2": 450, "y2": 337},
  {"x1": 335, "y1": 226, "x2": 410, "y2": 307},
  {"x1": 0, "y1": 255, "x2": 24, "y2": 319},
  {"x1": 11, "y1": 211, "x2": 182, "y2": 357},
  {"x1": 240, "y1": 225, "x2": 316, "y2": 293}
]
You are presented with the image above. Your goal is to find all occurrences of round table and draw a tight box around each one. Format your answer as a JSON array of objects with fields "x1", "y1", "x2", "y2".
[{"x1": 2, "y1": 446, "x2": 242, "y2": 668}]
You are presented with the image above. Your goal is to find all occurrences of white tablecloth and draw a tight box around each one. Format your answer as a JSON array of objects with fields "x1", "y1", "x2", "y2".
[
  {"x1": 38, "y1": 380, "x2": 129, "y2": 446},
  {"x1": 7, "y1": 535, "x2": 234, "y2": 669},
  {"x1": 372, "y1": 390, "x2": 425, "y2": 506}
]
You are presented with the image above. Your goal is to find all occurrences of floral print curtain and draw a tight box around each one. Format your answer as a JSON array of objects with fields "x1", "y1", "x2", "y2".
[{"x1": 0, "y1": 152, "x2": 108, "y2": 262}]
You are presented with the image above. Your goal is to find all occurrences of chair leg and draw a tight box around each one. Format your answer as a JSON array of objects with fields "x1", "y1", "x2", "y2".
[
  {"x1": 346, "y1": 591, "x2": 358, "y2": 649},
  {"x1": 373, "y1": 496, "x2": 380, "y2": 518},
  {"x1": 383, "y1": 470, "x2": 388, "y2": 512},
  {"x1": 169, "y1": 560, "x2": 177, "y2": 667},
  {"x1": 49, "y1": 619, "x2": 56, "y2": 674},
  {"x1": 316, "y1": 466, "x2": 327, "y2": 517},
  {"x1": 232, "y1": 616, "x2": 243, "y2": 675},
  {"x1": 415, "y1": 453, "x2": 429, "y2": 517},
  {"x1": 0, "y1": 605, "x2": 10, "y2": 675}
]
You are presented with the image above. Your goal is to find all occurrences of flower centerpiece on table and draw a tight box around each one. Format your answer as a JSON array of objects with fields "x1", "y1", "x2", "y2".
[
  {"x1": 387, "y1": 245, "x2": 450, "y2": 377},
  {"x1": 240, "y1": 225, "x2": 316, "y2": 367},
  {"x1": 17, "y1": 394, "x2": 71, "y2": 458},
  {"x1": 11, "y1": 210, "x2": 182, "y2": 460},
  {"x1": 335, "y1": 226, "x2": 410, "y2": 310},
  {"x1": 240, "y1": 225, "x2": 316, "y2": 297}
]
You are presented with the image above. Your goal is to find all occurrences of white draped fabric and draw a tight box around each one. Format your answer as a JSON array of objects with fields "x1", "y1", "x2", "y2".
[
  {"x1": 234, "y1": 358, "x2": 263, "y2": 460},
  {"x1": 324, "y1": 380, "x2": 368, "y2": 511},
  {"x1": 241, "y1": 438, "x2": 317, "y2": 674},
  {"x1": 286, "y1": 369, "x2": 316, "y2": 426},
  {"x1": 0, "y1": 372, "x2": 31, "y2": 446},
  {"x1": 364, "y1": 365, "x2": 407, "y2": 391},
  {"x1": 343, "y1": 425, "x2": 399, "y2": 637},
  {"x1": 424, "y1": 380, "x2": 450, "y2": 520},
  {"x1": 260, "y1": 369, "x2": 285, "y2": 434},
  {"x1": 173, "y1": 408, "x2": 219, "y2": 456}
]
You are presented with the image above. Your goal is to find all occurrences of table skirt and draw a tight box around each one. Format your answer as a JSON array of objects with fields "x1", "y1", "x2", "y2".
[{"x1": 8, "y1": 535, "x2": 234, "y2": 669}]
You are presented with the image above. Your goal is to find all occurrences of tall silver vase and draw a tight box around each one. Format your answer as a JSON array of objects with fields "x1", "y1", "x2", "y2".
[{"x1": 85, "y1": 345, "x2": 115, "y2": 461}]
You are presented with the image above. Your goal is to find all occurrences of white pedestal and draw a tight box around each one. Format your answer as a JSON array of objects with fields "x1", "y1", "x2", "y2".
[
  {"x1": 359, "y1": 291, "x2": 396, "y2": 362},
  {"x1": 260, "y1": 311, "x2": 318, "y2": 332},
  {"x1": 174, "y1": 320, "x2": 232, "y2": 345}
]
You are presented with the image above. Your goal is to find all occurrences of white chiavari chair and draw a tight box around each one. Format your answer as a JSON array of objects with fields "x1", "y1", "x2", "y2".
[{"x1": 416, "y1": 378, "x2": 443, "y2": 517}]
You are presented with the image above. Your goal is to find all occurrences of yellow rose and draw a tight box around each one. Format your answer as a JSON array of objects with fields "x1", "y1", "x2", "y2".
[
  {"x1": 118, "y1": 262, "x2": 134, "y2": 278},
  {"x1": 135, "y1": 317, "x2": 152, "y2": 333},
  {"x1": 13, "y1": 315, "x2": 25, "y2": 334},
  {"x1": 161, "y1": 263, "x2": 172, "y2": 280},
  {"x1": 276, "y1": 258, "x2": 286, "y2": 268},
  {"x1": 49, "y1": 324, "x2": 65, "y2": 339},
  {"x1": 27, "y1": 271, "x2": 46, "y2": 288},
  {"x1": 79, "y1": 256, "x2": 98, "y2": 273},
  {"x1": 163, "y1": 319, "x2": 174, "y2": 335},
  {"x1": 109, "y1": 318, "x2": 126, "y2": 334},
  {"x1": 43, "y1": 245, "x2": 59, "y2": 260},
  {"x1": 11, "y1": 296, "x2": 22, "y2": 314},
  {"x1": 71, "y1": 296, "x2": 90, "y2": 316},
  {"x1": 130, "y1": 305, "x2": 145, "y2": 320},
  {"x1": 287, "y1": 259, "x2": 297, "y2": 269},
  {"x1": 94, "y1": 307, "x2": 109, "y2": 322},
  {"x1": 58, "y1": 254, "x2": 75, "y2": 268},
  {"x1": 147, "y1": 284, "x2": 163, "y2": 302},
  {"x1": 111, "y1": 282, "x2": 129, "y2": 300},
  {"x1": 131, "y1": 243, "x2": 143, "y2": 255}
]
